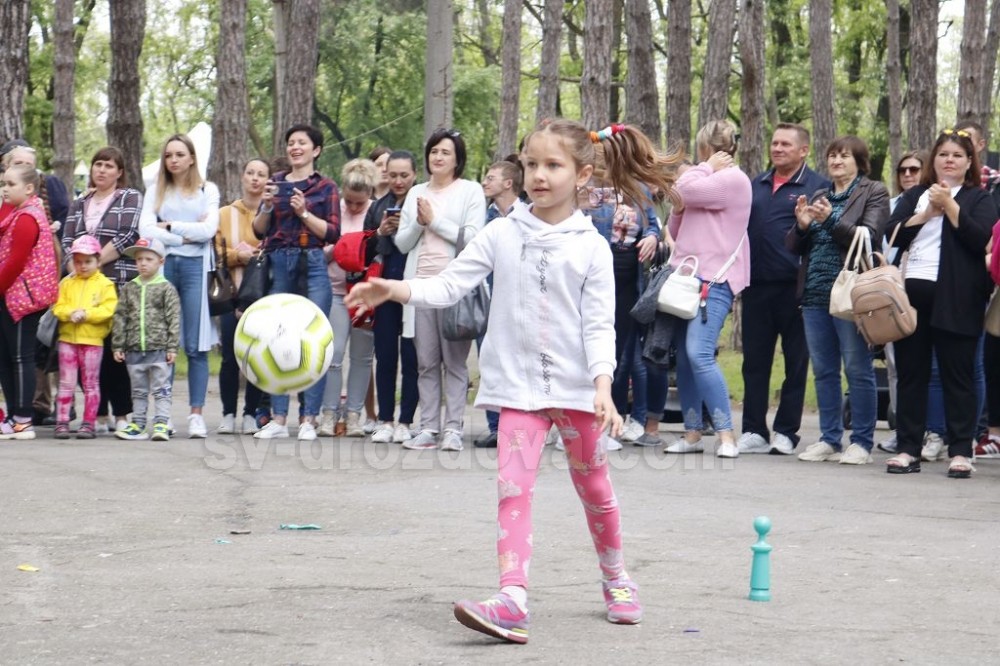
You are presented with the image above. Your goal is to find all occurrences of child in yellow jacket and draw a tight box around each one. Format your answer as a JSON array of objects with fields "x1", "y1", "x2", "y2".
[{"x1": 51, "y1": 235, "x2": 118, "y2": 439}]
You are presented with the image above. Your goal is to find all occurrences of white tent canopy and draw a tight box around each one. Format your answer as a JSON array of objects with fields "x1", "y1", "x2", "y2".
[{"x1": 142, "y1": 121, "x2": 213, "y2": 189}]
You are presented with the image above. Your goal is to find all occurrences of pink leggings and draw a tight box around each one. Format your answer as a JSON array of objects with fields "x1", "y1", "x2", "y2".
[
  {"x1": 57, "y1": 342, "x2": 103, "y2": 425},
  {"x1": 496, "y1": 408, "x2": 626, "y2": 588}
]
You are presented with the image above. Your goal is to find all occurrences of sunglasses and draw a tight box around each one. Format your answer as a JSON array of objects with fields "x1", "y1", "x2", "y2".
[
  {"x1": 897, "y1": 166, "x2": 921, "y2": 175},
  {"x1": 941, "y1": 128, "x2": 971, "y2": 139}
]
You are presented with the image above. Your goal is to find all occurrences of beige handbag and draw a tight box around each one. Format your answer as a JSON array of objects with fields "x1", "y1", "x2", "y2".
[{"x1": 829, "y1": 227, "x2": 872, "y2": 320}]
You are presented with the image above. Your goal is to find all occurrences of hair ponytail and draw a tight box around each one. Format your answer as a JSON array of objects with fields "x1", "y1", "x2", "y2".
[{"x1": 594, "y1": 125, "x2": 685, "y2": 208}]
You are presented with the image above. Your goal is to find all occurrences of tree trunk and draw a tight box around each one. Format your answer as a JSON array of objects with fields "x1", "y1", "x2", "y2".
[
  {"x1": 496, "y1": 0, "x2": 522, "y2": 158},
  {"x1": 209, "y1": 0, "x2": 250, "y2": 204},
  {"x1": 808, "y1": 0, "x2": 836, "y2": 169},
  {"x1": 107, "y1": 0, "x2": 146, "y2": 192},
  {"x1": 982, "y1": 0, "x2": 1000, "y2": 135},
  {"x1": 665, "y1": 0, "x2": 692, "y2": 153},
  {"x1": 425, "y1": 0, "x2": 455, "y2": 139},
  {"x1": 698, "y1": 0, "x2": 737, "y2": 130},
  {"x1": 535, "y1": 0, "x2": 564, "y2": 124},
  {"x1": 957, "y1": 0, "x2": 987, "y2": 127},
  {"x1": 625, "y1": 0, "x2": 661, "y2": 143},
  {"x1": 581, "y1": 0, "x2": 613, "y2": 129},
  {"x1": 907, "y1": 0, "x2": 937, "y2": 151},
  {"x1": 0, "y1": 0, "x2": 31, "y2": 144},
  {"x1": 886, "y1": 0, "x2": 903, "y2": 174},
  {"x1": 52, "y1": 0, "x2": 76, "y2": 191},
  {"x1": 738, "y1": 0, "x2": 765, "y2": 178},
  {"x1": 609, "y1": 0, "x2": 624, "y2": 123},
  {"x1": 273, "y1": 0, "x2": 320, "y2": 153},
  {"x1": 475, "y1": 0, "x2": 498, "y2": 67}
]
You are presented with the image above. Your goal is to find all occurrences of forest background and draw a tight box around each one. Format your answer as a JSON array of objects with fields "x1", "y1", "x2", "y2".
[{"x1": 0, "y1": 0, "x2": 992, "y2": 206}]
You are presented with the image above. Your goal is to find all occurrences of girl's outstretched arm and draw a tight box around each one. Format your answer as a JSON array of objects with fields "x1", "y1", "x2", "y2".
[{"x1": 345, "y1": 277, "x2": 411, "y2": 318}]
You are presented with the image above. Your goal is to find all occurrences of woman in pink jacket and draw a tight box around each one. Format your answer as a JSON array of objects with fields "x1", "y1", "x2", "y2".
[{"x1": 660, "y1": 120, "x2": 752, "y2": 458}]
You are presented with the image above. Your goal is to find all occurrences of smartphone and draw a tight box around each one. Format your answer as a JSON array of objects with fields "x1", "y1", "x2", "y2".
[
  {"x1": 385, "y1": 206, "x2": 402, "y2": 216},
  {"x1": 268, "y1": 181, "x2": 298, "y2": 198}
]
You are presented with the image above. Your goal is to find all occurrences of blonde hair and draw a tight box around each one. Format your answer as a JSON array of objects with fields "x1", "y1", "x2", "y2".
[
  {"x1": 155, "y1": 134, "x2": 203, "y2": 213},
  {"x1": 696, "y1": 120, "x2": 740, "y2": 157},
  {"x1": 5, "y1": 163, "x2": 40, "y2": 191},
  {"x1": 340, "y1": 159, "x2": 378, "y2": 194}
]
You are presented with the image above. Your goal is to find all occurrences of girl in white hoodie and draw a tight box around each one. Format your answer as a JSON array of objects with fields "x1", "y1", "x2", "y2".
[{"x1": 346, "y1": 119, "x2": 682, "y2": 644}]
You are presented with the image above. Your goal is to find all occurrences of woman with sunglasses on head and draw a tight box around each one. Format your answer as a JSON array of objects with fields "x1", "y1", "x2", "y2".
[
  {"x1": 885, "y1": 129, "x2": 998, "y2": 478},
  {"x1": 393, "y1": 128, "x2": 486, "y2": 451}
]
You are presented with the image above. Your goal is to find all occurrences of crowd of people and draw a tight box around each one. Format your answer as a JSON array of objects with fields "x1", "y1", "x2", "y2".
[{"x1": 3, "y1": 115, "x2": 1000, "y2": 644}]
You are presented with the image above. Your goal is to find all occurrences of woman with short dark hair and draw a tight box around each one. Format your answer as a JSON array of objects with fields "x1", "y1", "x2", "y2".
[
  {"x1": 393, "y1": 129, "x2": 485, "y2": 451},
  {"x1": 786, "y1": 135, "x2": 889, "y2": 465}
]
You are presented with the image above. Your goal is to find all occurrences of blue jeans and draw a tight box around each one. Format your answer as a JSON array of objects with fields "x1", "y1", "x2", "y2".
[
  {"x1": 802, "y1": 307, "x2": 876, "y2": 451},
  {"x1": 673, "y1": 282, "x2": 734, "y2": 431},
  {"x1": 267, "y1": 248, "x2": 333, "y2": 417},
  {"x1": 164, "y1": 255, "x2": 208, "y2": 408},
  {"x1": 927, "y1": 333, "x2": 986, "y2": 439}
]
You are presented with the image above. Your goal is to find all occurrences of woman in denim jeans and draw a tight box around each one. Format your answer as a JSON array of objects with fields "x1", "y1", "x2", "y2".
[
  {"x1": 660, "y1": 120, "x2": 751, "y2": 458},
  {"x1": 785, "y1": 136, "x2": 889, "y2": 465},
  {"x1": 139, "y1": 134, "x2": 220, "y2": 439},
  {"x1": 251, "y1": 124, "x2": 340, "y2": 442}
]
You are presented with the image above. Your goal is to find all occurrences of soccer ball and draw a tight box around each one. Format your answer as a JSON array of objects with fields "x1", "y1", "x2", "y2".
[{"x1": 234, "y1": 294, "x2": 334, "y2": 394}]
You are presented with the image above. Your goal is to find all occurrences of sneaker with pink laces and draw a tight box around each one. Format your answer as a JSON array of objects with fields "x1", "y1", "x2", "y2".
[
  {"x1": 453, "y1": 592, "x2": 530, "y2": 644},
  {"x1": 602, "y1": 577, "x2": 643, "y2": 624},
  {"x1": 973, "y1": 433, "x2": 1000, "y2": 459}
]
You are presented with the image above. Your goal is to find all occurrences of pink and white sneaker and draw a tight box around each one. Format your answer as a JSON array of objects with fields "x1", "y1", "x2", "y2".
[
  {"x1": 602, "y1": 577, "x2": 643, "y2": 624},
  {"x1": 453, "y1": 592, "x2": 530, "y2": 644}
]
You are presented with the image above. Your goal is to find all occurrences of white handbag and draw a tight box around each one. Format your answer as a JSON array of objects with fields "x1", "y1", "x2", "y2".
[
  {"x1": 657, "y1": 255, "x2": 702, "y2": 319},
  {"x1": 829, "y1": 226, "x2": 872, "y2": 321}
]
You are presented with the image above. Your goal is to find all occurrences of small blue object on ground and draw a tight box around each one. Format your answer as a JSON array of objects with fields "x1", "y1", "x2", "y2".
[{"x1": 749, "y1": 515, "x2": 772, "y2": 602}]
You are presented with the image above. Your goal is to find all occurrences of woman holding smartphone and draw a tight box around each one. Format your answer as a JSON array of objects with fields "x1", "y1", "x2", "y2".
[
  {"x1": 365, "y1": 150, "x2": 419, "y2": 444},
  {"x1": 139, "y1": 134, "x2": 220, "y2": 439},
  {"x1": 251, "y1": 124, "x2": 340, "y2": 442}
]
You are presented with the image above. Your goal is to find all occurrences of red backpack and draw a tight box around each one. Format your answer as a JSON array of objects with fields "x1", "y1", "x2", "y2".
[{"x1": 333, "y1": 230, "x2": 381, "y2": 328}]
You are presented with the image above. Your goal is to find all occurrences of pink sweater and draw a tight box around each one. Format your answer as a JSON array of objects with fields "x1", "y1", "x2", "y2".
[{"x1": 668, "y1": 163, "x2": 752, "y2": 295}]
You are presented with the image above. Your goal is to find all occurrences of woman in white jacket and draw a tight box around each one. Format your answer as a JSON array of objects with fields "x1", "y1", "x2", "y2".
[
  {"x1": 393, "y1": 128, "x2": 485, "y2": 451},
  {"x1": 139, "y1": 134, "x2": 219, "y2": 438}
]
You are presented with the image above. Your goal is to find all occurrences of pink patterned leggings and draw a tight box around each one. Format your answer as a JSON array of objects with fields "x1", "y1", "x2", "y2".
[
  {"x1": 57, "y1": 342, "x2": 103, "y2": 425},
  {"x1": 496, "y1": 407, "x2": 626, "y2": 588}
]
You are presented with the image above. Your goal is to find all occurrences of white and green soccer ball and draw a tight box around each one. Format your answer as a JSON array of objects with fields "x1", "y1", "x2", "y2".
[{"x1": 235, "y1": 294, "x2": 334, "y2": 394}]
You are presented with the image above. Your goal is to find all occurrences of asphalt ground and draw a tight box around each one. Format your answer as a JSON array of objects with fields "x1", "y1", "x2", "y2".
[{"x1": 2, "y1": 383, "x2": 999, "y2": 665}]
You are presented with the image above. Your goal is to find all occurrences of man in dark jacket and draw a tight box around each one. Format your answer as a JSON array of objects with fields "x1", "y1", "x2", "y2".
[{"x1": 738, "y1": 124, "x2": 830, "y2": 455}]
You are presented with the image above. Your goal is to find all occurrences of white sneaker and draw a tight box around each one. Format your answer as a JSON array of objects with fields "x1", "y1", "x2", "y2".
[
  {"x1": 619, "y1": 417, "x2": 644, "y2": 443},
  {"x1": 921, "y1": 432, "x2": 946, "y2": 461},
  {"x1": 298, "y1": 422, "x2": 317, "y2": 441},
  {"x1": 317, "y1": 411, "x2": 336, "y2": 437},
  {"x1": 371, "y1": 422, "x2": 394, "y2": 443},
  {"x1": 839, "y1": 443, "x2": 873, "y2": 465},
  {"x1": 241, "y1": 414, "x2": 259, "y2": 434},
  {"x1": 95, "y1": 420, "x2": 110, "y2": 435},
  {"x1": 254, "y1": 421, "x2": 290, "y2": 439},
  {"x1": 440, "y1": 429, "x2": 464, "y2": 451},
  {"x1": 604, "y1": 434, "x2": 623, "y2": 451},
  {"x1": 737, "y1": 432, "x2": 770, "y2": 454},
  {"x1": 345, "y1": 411, "x2": 365, "y2": 437},
  {"x1": 876, "y1": 433, "x2": 898, "y2": 453},
  {"x1": 217, "y1": 413, "x2": 236, "y2": 434},
  {"x1": 797, "y1": 441, "x2": 840, "y2": 462},
  {"x1": 362, "y1": 418, "x2": 378, "y2": 434},
  {"x1": 114, "y1": 419, "x2": 129, "y2": 433},
  {"x1": 187, "y1": 414, "x2": 207, "y2": 439},
  {"x1": 769, "y1": 432, "x2": 795, "y2": 455},
  {"x1": 716, "y1": 441, "x2": 739, "y2": 458},
  {"x1": 392, "y1": 423, "x2": 413, "y2": 443},
  {"x1": 664, "y1": 438, "x2": 704, "y2": 453},
  {"x1": 403, "y1": 430, "x2": 437, "y2": 450}
]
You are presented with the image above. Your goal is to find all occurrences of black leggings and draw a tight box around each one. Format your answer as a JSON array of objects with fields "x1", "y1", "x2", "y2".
[
  {"x1": 0, "y1": 301, "x2": 42, "y2": 419},
  {"x1": 611, "y1": 247, "x2": 639, "y2": 412}
]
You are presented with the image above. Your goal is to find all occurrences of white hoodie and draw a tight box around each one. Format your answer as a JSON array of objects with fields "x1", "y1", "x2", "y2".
[{"x1": 406, "y1": 201, "x2": 617, "y2": 414}]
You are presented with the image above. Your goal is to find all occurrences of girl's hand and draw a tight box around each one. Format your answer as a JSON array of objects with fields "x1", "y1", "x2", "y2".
[
  {"x1": 166, "y1": 352, "x2": 177, "y2": 364},
  {"x1": 290, "y1": 188, "x2": 307, "y2": 217},
  {"x1": 706, "y1": 151, "x2": 733, "y2": 172},
  {"x1": 71, "y1": 309, "x2": 86, "y2": 323},
  {"x1": 637, "y1": 234, "x2": 659, "y2": 263},
  {"x1": 592, "y1": 378, "x2": 622, "y2": 438},
  {"x1": 113, "y1": 351, "x2": 125, "y2": 363},
  {"x1": 416, "y1": 197, "x2": 433, "y2": 226},
  {"x1": 344, "y1": 277, "x2": 410, "y2": 316}
]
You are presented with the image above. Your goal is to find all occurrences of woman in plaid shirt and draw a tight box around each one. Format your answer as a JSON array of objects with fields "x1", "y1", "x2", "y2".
[{"x1": 62, "y1": 146, "x2": 143, "y2": 432}]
